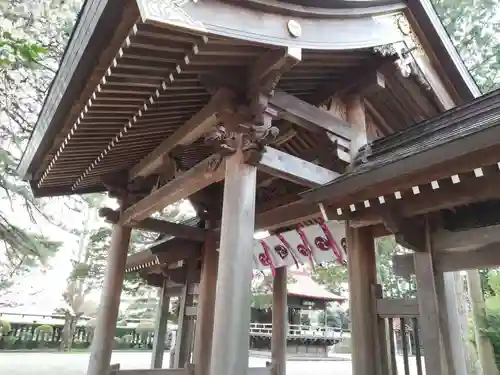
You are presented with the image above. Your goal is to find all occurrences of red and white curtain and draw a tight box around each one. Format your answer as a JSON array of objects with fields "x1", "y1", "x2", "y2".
[{"x1": 253, "y1": 220, "x2": 347, "y2": 273}]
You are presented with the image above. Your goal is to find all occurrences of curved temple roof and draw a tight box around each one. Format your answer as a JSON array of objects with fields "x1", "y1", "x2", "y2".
[{"x1": 18, "y1": 0, "x2": 478, "y2": 230}]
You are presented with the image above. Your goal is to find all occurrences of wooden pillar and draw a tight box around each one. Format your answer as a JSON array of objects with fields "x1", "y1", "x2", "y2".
[
  {"x1": 210, "y1": 148, "x2": 257, "y2": 375},
  {"x1": 271, "y1": 267, "x2": 287, "y2": 375},
  {"x1": 347, "y1": 224, "x2": 378, "y2": 375},
  {"x1": 193, "y1": 235, "x2": 219, "y2": 375},
  {"x1": 413, "y1": 220, "x2": 448, "y2": 375},
  {"x1": 86, "y1": 222, "x2": 131, "y2": 375},
  {"x1": 174, "y1": 262, "x2": 196, "y2": 368},
  {"x1": 151, "y1": 280, "x2": 170, "y2": 369}
]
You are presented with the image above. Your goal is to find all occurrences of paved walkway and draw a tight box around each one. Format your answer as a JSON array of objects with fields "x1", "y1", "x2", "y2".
[{"x1": 0, "y1": 351, "x2": 423, "y2": 375}]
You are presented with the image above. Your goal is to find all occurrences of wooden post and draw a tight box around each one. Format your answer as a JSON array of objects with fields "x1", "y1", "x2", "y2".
[
  {"x1": 151, "y1": 280, "x2": 170, "y2": 369},
  {"x1": 346, "y1": 224, "x2": 378, "y2": 375},
  {"x1": 271, "y1": 267, "x2": 287, "y2": 375},
  {"x1": 210, "y1": 148, "x2": 257, "y2": 375},
  {"x1": 174, "y1": 262, "x2": 196, "y2": 368},
  {"x1": 413, "y1": 220, "x2": 448, "y2": 375},
  {"x1": 193, "y1": 234, "x2": 219, "y2": 375},
  {"x1": 86, "y1": 222, "x2": 131, "y2": 375}
]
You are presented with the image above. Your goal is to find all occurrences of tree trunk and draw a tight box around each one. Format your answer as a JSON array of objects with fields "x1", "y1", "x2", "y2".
[{"x1": 60, "y1": 313, "x2": 77, "y2": 351}]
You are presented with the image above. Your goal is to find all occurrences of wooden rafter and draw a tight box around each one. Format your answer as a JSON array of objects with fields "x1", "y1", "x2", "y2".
[
  {"x1": 99, "y1": 207, "x2": 208, "y2": 241},
  {"x1": 309, "y1": 56, "x2": 393, "y2": 105},
  {"x1": 252, "y1": 146, "x2": 339, "y2": 188},
  {"x1": 128, "y1": 88, "x2": 234, "y2": 180},
  {"x1": 121, "y1": 155, "x2": 226, "y2": 225},
  {"x1": 269, "y1": 90, "x2": 352, "y2": 140}
]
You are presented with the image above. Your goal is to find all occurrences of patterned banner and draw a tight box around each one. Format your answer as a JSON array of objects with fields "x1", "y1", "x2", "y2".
[{"x1": 253, "y1": 220, "x2": 347, "y2": 271}]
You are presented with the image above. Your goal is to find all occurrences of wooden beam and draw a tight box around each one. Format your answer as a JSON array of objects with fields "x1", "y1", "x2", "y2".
[
  {"x1": 252, "y1": 146, "x2": 339, "y2": 188},
  {"x1": 129, "y1": 88, "x2": 234, "y2": 180},
  {"x1": 395, "y1": 242, "x2": 500, "y2": 274},
  {"x1": 432, "y1": 224, "x2": 500, "y2": 252},
  {"x1": 255, "y1": 199, "x2": 320, "y2": 231},
  {"x1": 250, "y1": 47, "x2": 301, "y2": 93},
  {"x1": 122, "y1": 155, "x2": 226, "y2": 225},
  {"x1": 310, "y1": 57, "x2": 393, "y2": 105},
  {"x1": 375, "y1": 298, "x2": 419, "y2": 318},
  {"x1": 269, "y1": 90, "x2": 352, "y2": 140},
  {"x1": 380, "y1": 212, "x2": 425, "y2": 252},
  {"x1": 99, "y1": 207, "x2": 208, "y2": 241}
]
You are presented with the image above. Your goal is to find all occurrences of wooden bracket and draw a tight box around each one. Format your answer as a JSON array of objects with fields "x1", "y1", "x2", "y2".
[{"x1": 380, "y1": 211, "x2": 425, "y2": 252}]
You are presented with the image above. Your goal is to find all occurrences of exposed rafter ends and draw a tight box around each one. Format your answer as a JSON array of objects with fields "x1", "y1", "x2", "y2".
[
  {"x1": 122, "y1": 155, "x2": 227, "y2": 225},
  {"x1": 269, "y1": 90, "x2": 352, "y2": 141},
  {"x1": 99, "y1": 207, "x2": 208, "y2": 242},
  {"x1": 251, "y1": 146, "x2": 339, "y2": 188},
  {"x1": 129, "y1": 88, "x2": 235, "y2": 181}
]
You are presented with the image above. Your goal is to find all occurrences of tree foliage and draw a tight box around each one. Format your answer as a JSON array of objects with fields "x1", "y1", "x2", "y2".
[
  {"x1": 0, "y1": 0, "x2": 83, "y2": 296},
  {"x1": 432, "y1": 0, "x2": 500, "y2": 92}
]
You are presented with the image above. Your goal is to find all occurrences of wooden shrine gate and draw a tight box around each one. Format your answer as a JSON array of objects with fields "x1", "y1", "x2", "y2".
[{"x1": 18, "y1": 1, "x2": 489, "y2": 375}]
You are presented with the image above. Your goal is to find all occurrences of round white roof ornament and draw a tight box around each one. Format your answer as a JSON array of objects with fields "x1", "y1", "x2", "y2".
[{"x1": 287, "y1": 20, "x2": 302, "y2": 38}]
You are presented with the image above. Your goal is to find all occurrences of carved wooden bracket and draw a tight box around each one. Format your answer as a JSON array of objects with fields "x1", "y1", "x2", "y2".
[{"x1": 380, "y1": 210, "x2": 425, "y2": 252}]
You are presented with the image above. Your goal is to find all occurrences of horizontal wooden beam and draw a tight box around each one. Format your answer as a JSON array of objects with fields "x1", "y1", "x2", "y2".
[
  {"x1": 122, "y1": 155, "x2": 226, "y2": 225},
  {"x1": 129, "y1": 88, "x2": 234, "y2": 180},
  {"x1": 99, "y1": 207, "x2": 208, "y2": 241},
  {"x1": 253, "y1": 146, "x2": 339, "y2": 188},
  {"x1": 432, "y1": 224, "x2": 500, "y2": 252},
  {"x1": 269, "y1": 90, "x2": 352, "y2": 140},
  {"x1": 376, "y1": 298, "x2": 419, "y2": 318},
  {"x1": 394, "y1": 242, "x2": 500, "y2": 274},
  {"x1": 349, "y1": 172, "x2": 500, "y2": 227},
  {"x1": 255, "y1": 199, "x2": 320, "y2": 231},
  {"x1": 310, "y1": 57, "x2": 391, "y2": 104}
]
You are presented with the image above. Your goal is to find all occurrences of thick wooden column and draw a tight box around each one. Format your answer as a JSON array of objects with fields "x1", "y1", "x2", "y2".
[
  {"x1": 346, "y1": 224, "x2": 378, "y2": 375},
  {"x1": 151, "y1": 280, "x2": 170, "y2": 369},
  {"x1": 193, "y1": 235, "x2": 219, "y2": 375},
  {"x1": 210, "y1": 148, "x2": 257, "y2": 375},
  {"x1": 271, "y1": 267, "x2": 287, "y2": 375},
  {"x1": 413, "y1": 221, "x2": 448, "y2": 375},
  {"x1": 173, "y1": 262, "x2": 196, "y2": 368},
  {"x1": 87, "y1": 222, "x2": 131, "y2": 375}
]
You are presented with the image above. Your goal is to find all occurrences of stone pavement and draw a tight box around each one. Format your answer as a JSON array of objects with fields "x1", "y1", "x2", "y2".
[
  {"x1": 0, "y1": 351, "x2": 423, "y2": 375},
  {"x1": 0, "y1": 351, "x2": 353, "y2": 375}
]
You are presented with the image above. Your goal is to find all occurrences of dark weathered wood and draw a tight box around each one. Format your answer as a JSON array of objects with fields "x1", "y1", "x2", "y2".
[
  {"x1": 122, "y1": 155, "x2": 226, "y2": 225},
  {"x1": 253, "y1": 146, "x2": 339, "y2": 188},
  {"x1": 269, "y1": 90, "x2": 352, "y2": 140},
  {"x1": 129, "y1": 88, "x2": 234, "y2": 180},
  {"x1": 151, "y1": 281, "x2": 170, "y2": 369},
  {"x1": 311, "y1": 58, "x2": 390, "y2": 105},
  {"x1": 433, "y1": 224, "x2": 500, "y2": 252},
  {"x1": 400, "y1": 318, "x2": 410, "y2": 375},
  {"x1": 87, "y1": 221, "x2": 132, "y2": 375},
  {"x1": 349, "y1": 171, "x2": 500, "y2": 227},
  {"x1": 100, "y1": 208, "x2": 208, "y2": 241},
  {"x1": 173, "y1": 262, "x2": 197, "y2": 368},
  {"x1": 395, "y1": 242, "x2": 500, "y2": 274},
  {"x1": 376, "y1": 298, "x2": 419, "y2": 318},
  {"x1": 137, "y1": 0, "x2": 402, "y2": 50},
  {"x1": 413, "y1": 222, "x2": 446, "y2": 375},
  {"x1": 380, "y1": 213, "x2": 425, "y2": 252},
  {"x1": 347, "y1": 224, "x2": 378, "y2": 375},
  {"x1": 250, "y1": 47, "x2": 301, "y2": 93},
  {"x1": 193, "y1": 234, "x2": 218, "y2": 375},
  {"x1": 271, "y1": 267, "x2": 287, "y2": 375},
  {"x1": 210, "y1": 149, "x2": 257, "y2": 375}
]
